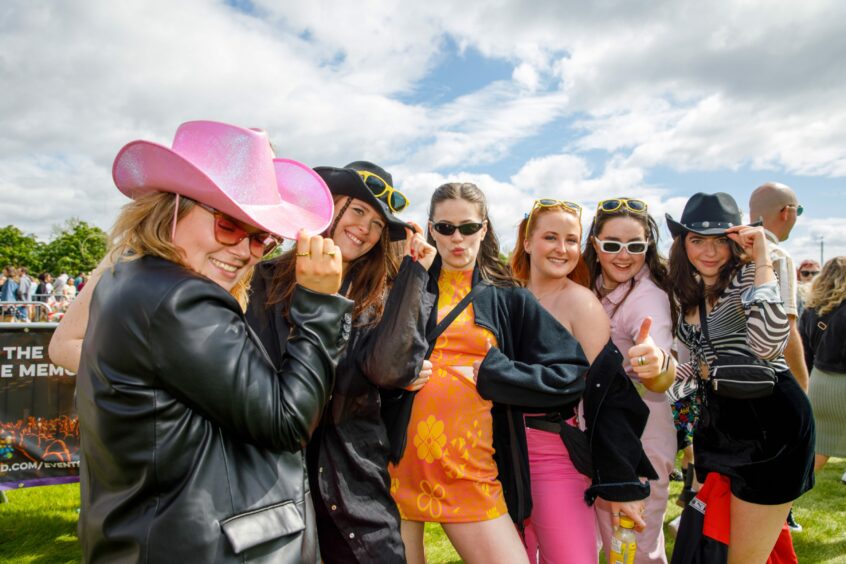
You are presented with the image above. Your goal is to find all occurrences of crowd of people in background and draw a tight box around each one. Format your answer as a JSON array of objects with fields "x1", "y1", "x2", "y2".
[
  {"x1": 9, "y1": 119, "x2": 837, "y2": 563},
  {"x1": 0, "y1": 268, "x2": 89, "y2": 321}
]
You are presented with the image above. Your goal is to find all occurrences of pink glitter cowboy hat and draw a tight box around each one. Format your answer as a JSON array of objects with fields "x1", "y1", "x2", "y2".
[{"x1": 112, "y1": 120, "x2": 333, "y2": 239}]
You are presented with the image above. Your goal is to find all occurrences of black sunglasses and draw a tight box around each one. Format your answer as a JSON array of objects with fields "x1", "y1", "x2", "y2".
[
  {"x1": 430, "y1": 221, "x2": 486, "y2": 236},
  {"x1": 799, "y1": 270, "x2": 819, "y2": 277}
]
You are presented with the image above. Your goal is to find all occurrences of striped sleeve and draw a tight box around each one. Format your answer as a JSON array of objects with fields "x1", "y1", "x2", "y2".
[
  {"x1": 669, "y1": 360, "x2": 698, "y2": 402},
  {"x1": 742, "y1": 281, "x2": 790, "y2": 361}
]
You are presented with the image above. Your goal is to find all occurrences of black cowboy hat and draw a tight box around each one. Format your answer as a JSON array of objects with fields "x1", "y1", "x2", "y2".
[
  {"x1": 314, "y1": 161, "x2": 409, "y2": 241},
  {"x1": 665, "y1": 192, "x2": 761, "y2": 238}
]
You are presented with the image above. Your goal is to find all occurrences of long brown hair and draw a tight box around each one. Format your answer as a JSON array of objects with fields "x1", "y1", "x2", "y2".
[
  {"x1": 108, "y1": 191, "x2": 252, "y2": 308},
  {"x1": 805, "y1": 256, "x2": 846, "y2": 316},
  {"x1": 427, "y1": 182, "x2": 515, "y2": 288},
  {"x1": 510, "y1": 205, "x2": 590, "y2": 287},
  {"x1": 668, "y1": 233, "x2": 747, "y2": 316},
  {"x1": 268, "y1": 195, "x2": 400, "y2": 325},
  {"x1": 583, "y1": 203, "x2": 677, "y2": 326}
]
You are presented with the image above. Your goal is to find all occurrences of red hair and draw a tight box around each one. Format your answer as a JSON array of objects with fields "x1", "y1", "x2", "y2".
[{"x1": 510, "y1": 205, "x2": 590, "y2": 288}]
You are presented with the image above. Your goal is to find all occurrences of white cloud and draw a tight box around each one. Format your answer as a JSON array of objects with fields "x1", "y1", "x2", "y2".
[{"x1": 2, "y1": 0, "x2": 845, "y2": 262}]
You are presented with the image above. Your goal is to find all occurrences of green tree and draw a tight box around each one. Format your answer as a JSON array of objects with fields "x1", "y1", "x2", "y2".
[
  {"x1": 37, "y1": 219, "x2": 107, "y2": 275},
  {"x1": 0, "y1": 225, "x2": 44, "y2": 271}
]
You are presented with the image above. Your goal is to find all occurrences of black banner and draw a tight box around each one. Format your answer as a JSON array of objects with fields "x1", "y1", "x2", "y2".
[{"x1": 0, "y1": 325, "x2": 79, "y2": 489}]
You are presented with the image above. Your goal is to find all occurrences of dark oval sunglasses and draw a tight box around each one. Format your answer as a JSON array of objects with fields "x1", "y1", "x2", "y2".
[{"x1": 430, "y1": 221, "x2": 486, "y2": 236}]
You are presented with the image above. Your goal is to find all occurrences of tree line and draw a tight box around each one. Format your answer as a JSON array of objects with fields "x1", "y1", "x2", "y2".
[{"x1": 0, "y1": 219, "x2": 107, "y2": 275}]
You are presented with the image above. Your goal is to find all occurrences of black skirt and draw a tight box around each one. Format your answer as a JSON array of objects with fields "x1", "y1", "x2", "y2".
[{"x1": 693, "y1": 370, "x2": 815, "y2": 505}]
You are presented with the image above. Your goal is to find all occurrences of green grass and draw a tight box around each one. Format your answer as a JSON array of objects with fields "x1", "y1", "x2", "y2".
[
  {"x1": 0, "y1": 484, "x2": 80, "y2": 564},
  {"x1": 424, "y1": 457, "x2": 846, "y2": 563},
  {"x1": 1, "y1": 459, "x2": 843, "y2": 563}
]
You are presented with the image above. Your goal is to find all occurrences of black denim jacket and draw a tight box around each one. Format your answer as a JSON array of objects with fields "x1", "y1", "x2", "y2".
[{"x1": 247, "y1": 256, "x2": 434, "y2": 563}]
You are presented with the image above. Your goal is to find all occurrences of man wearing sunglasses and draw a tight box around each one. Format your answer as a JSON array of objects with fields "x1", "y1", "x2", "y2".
[{"x1": 749, "y1": 181, "x2": 808, "y2": 535}]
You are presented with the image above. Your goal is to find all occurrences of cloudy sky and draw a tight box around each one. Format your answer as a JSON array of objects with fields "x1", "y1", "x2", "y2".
[{"x1": 2, "y1": 0, "x2": 845, "y2": 263}]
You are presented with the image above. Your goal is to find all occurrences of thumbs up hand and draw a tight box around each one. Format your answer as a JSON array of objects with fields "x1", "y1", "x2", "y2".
[{"x1": 627, "y1": 317, "x2": 666, "y2": 381}]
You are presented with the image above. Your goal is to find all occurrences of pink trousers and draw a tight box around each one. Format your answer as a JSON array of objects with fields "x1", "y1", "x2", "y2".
[{"x1": 523, "y1": 425, "x2": 597, "y2": 564}]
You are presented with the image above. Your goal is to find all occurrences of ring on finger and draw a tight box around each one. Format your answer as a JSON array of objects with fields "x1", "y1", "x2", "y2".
[
  {"x1": 296, "y1": 252, "x2": 310, "y2": 257},
  {"x1": 638, "y1": 355, "x2": 646, "y2": 366},
  {"x1": 323, "y1": 250, "x2": 336, "y2": 256}
]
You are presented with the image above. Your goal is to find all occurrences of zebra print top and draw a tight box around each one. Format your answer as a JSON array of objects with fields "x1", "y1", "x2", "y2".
[{"x1": 669, "y1": 262, "x2": 790, "y2": 401}]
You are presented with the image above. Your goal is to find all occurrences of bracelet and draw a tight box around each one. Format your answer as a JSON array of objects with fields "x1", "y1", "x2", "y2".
[{"x1": 755, "y1": 264, "x2": 775, "y2": 272}]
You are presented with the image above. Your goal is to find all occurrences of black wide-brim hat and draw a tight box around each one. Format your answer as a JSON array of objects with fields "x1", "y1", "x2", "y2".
[
  {"x1": 314, "y1": 161, "x2": 409, "y2": 241},
  {"x1": 666, "y1": 192, "x2": 762, "y2": 238}
]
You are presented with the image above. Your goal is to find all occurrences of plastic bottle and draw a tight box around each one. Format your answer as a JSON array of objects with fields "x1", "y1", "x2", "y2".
[{"x1": 609, "y1": 515, "x2": 637, "y2": 564}]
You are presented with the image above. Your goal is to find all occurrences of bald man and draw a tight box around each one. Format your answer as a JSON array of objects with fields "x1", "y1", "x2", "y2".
[{"x1": 749, "y1": 182, "x2": 809, "y2": 393}]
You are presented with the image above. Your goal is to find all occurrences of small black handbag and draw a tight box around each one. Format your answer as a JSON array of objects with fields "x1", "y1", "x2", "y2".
[{"x1": 699, "y1": 299, "x2": 777, "y2": 399}]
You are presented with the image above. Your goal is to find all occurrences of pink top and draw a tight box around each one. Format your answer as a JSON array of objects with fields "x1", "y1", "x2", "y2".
[{"x1": 597, "y1": 266, "x2": 673, "y2": 381}]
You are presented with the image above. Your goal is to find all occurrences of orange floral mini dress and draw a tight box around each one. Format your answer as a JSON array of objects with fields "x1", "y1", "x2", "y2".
[{"x1": 389, "y1": 269, "x2": 507, "y2": 522}]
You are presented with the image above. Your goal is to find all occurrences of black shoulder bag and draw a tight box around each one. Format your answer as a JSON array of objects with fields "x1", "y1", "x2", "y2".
[
  {"x1": 382, "y1": 280, "x2": 491, "y2": 463},
  {"x1": 699, "y1": 299, "x2": 777, "y2": 399}
]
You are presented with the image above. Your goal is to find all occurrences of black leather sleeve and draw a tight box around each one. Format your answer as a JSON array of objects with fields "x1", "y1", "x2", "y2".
[
  {"x1": 358, "y1": 256, "x2": 435, "y2": 389},
  {"x1": 149, "y1": 277, "x2": 352, "y2": 452}
]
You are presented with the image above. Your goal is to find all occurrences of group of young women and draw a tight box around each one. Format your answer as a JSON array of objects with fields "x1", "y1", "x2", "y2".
[{"x1": 50, "y1": 120, "x2": 815, "y2": 564}]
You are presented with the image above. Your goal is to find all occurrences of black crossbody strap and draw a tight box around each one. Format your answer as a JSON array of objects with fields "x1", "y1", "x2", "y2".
[
  {"x1": 698, "y1": 298, "x2": 714, "y2": 353},
  {"x1": 426, "y1": 280, "x2": 490, "y2": 357}
]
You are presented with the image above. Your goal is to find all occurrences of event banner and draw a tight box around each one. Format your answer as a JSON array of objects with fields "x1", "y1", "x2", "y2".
[{"x1": 0, "y1": 325, "x2": 79, "y2": 489}]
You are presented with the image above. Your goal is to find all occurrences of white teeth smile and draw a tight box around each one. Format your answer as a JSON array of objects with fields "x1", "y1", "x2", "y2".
[
  {"x1": 548, "y1": 257, "x2": 567, "y2": 264},
  {"x1": 210, "y1": 258, "x2": 238, "y2": 272},
  {"x1": 346, "y1": 231, "x2": 363, "y2": 245}
]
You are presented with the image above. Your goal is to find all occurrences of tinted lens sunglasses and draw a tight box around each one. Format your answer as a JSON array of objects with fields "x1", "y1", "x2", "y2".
[
  {"x1": 356, "y1": 170, "x2": 409, "y2": 213},
  {"x1": 196, "y1": 202, "x2": 281, "y2": 258},
  {"x1": 525, "y1": 198, "x2": 582, "y2": 236},
  {"x1": 782, "y1": 204, "x2": 804, "y2": 216},
  {"x1": 799, "y1": 270, "x2": 819, "y2": 277},
  {"x1": 594, "y1": 237, "x2": 649, "y2": 255},
  {"x1": 430, "y1": 221, "x2": 486, "y2": 236},
  {"x1": 597, "y1": 198, "x2": 648, "y2": 214}
]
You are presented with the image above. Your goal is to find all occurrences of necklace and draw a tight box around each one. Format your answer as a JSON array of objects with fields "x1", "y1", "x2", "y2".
[{"x1": 531, "y1": 283, "x2": 568, "y2": 302}]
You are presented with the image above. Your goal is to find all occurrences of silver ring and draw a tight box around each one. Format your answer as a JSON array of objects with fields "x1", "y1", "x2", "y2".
[{"x1": 638, "y1": 356, "x2": 646, "y2": 366}]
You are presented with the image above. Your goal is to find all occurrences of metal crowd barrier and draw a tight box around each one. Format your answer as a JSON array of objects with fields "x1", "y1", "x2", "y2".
[{"x1": 0, "y1": 301, "x2": 58, "y2": 324}]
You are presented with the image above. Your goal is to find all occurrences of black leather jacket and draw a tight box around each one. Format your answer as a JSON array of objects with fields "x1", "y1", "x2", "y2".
[{"x1": 76, "y1": 256, "x2": 352, "y2": 563}]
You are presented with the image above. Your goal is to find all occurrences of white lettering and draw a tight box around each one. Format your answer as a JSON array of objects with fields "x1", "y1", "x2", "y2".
[
  {"x1": 1, "y1": 365, "x2": 11, "y2": 378},
  {"x1": 0, "y1": 346, "x2": 44, "y2": 360}
]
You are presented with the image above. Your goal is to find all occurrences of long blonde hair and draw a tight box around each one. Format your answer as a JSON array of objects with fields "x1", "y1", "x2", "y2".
[
  {"x1": 108, "y1": 191, "x2": 252, "y2": 308},
  {"x1": 805, "y1": 256, "x2": 846, "y2": 316}
]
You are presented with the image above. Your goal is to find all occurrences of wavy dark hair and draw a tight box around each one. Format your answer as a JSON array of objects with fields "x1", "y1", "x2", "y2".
[
  {"x1": 583, "y1": 201, "x2": 678, "y2": 327},
  {"x1": 669, "y1": 233, "x2": 747, "y2": 316},
  {"x1": 427, "y1": 182, "x2": 515, "y2": 288},
  {"x1": 510, "y1": 205, "x2": 590, "y2": 288},
  {"x1": 268, "y1": 194, "x2": 401, "y2": 325}
]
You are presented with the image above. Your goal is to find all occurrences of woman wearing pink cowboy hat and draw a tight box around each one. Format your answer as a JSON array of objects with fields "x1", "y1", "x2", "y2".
[{"x1": 50, "y1": 121, "x2": 349, "y2": 563}]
